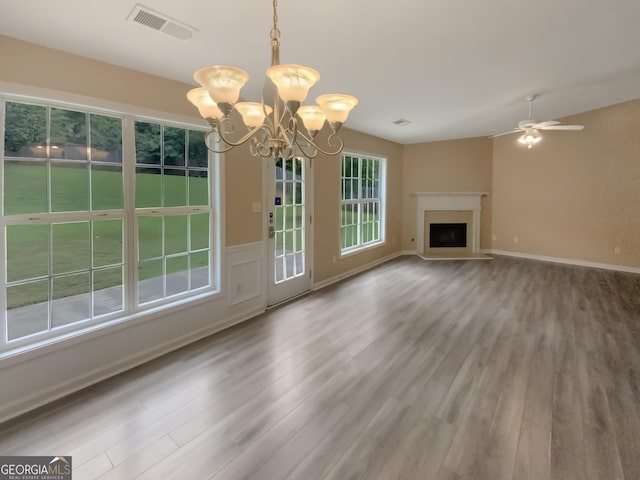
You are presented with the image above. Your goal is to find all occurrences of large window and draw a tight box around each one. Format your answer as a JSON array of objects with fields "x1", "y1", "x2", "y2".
[
  {"x1": 1, "y1": 97, "x2": 217, "y2": 349},
  {"x1": 340, "y1": 153, "x2": 385, "y2": 254}
]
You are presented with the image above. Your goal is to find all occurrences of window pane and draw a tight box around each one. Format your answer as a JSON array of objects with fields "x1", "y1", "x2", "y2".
[
  {"x1": 285, "y1": 159, "x2": 294, "y2": 180},
  {"x1": 6, "y1": 224, "x2": 50, "y2": 282},
  {"x1": 166, "y1": 255, "x2": 188, "y2": 296},
  {"x1": 93, "y1": 267, "x2": 123, "y2": 316},
  {"x1": 92, "y1": 164, "x2": 123, "y2": 210},
  {"x1": 164, "y1": 168, "x2": 187, "y2": 207},
  {"x1": 4, "y1": 161, "x2": 48, "y2": 215},
  {"x1": 93, "y1": 219, "x2": 123, "y2": 267},
  {"x1": 295, "y1": 182, "x2": 303, "y2": 205},
  {"x1": 294, "y1": 206, "x2": 303, "y2": 229},
  {"x1": 4, "y1": 102, "x2": 47, "y2": 158},
  {"x1": 50, "y1": 108, "x2": 87, "y2": 160},
  {"x1": 164, "y1": 126, "x2": 186, "y2": 166},
  {"x1": 138, "y1": 216, "x2": 163, "y2": 260},
  {"x1": 135, "y1": 122, "x2": 161, "y2": 165},
  {"x1": 51, "y1": 162, "x2": 90, "y2": 212},
  {"x1": 190, "y1": 251, "x2": 209, "y2": 290},
  {"x1": 165, "y1": 215, "x2": 188, "y2": 255},
  {"x1": 188, "y1": 130, "x2": 208, "y2": 168},
  {"x1": 52, "y1": 272, "x2": 91, "y2": 328},
  {"x1": 136, "y1": 167, "x2": 162, "y2": 208},
  {"x1": 90, "y1": 114, "x2": 122, "y2": 163},
  {"x1": 295, "y1": 229, "x2": 303, "y2": 253},
  {"x1": 190, "y1": 213, "x2": 209, "y2": 251},
  {"x1": 188, "y1": 170, "x2": 208, "y2": 206},
  {"x1": 275, "y1": 158, "x2": 283, "y2": 180},
  {"x1": 7, "y1": 280, "x2": 49, "y2": 341},
  {"x1": 139, "y1": 259, "x2": 163, "y2": 304},
  {"x1": 52, "y1": 222, "x2": 90, "y2": 275}
]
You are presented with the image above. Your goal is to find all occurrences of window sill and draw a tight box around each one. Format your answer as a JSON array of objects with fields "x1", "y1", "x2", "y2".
[
  {"x1": 0, "y1": 289, "x2": 224, "y2": 368},
  {"x1": 340, "y1": 240, "x2": 385, "y2": 258}
]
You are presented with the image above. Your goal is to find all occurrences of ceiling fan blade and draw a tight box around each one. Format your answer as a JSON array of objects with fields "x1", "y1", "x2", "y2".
[
  {"x1": 533, "y1": 120, "x2": 560, "y2": 128},
  {"x1": 490, "y1": 129, "x2": 522, "y2": 138},
  {"x1": 540, "y1": 125, "x2": 584, "y2": 131}
]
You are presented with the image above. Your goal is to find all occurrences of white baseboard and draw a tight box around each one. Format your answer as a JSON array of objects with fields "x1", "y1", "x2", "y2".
[
  {"x1": 0, "y1": 306, "x2": 265, "y2": 424},
  {"x1": 401, "y1": 250, "x2": 418, "y2": 255},
  {"x1": 488, "y1": 249, "x2": 640, "y2": 275},
  {"x1": 312, "y1": 251, "x2": 403, "y2": 291}
]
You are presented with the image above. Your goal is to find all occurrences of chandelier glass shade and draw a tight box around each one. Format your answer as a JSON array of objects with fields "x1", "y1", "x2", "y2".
[
  {"x1": 187, "y1": 0, "x2": 358, "y2": 160},
  {"x1": 518, "y1": 128, "x2": 542, "y2": 149}
]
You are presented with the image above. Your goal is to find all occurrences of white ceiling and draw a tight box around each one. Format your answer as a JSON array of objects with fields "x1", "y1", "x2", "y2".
[{"x1": 1, "y1": 0, "x2": 640, "y2": 144}]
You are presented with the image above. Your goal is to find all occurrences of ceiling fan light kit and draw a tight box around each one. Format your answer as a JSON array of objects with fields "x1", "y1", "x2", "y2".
[
  {"x1": 187, "y1": 0, "x2": 357, "y2": 160},
  {"x1": 492, "y1": 94, "x2": 584, "y2": 149}
]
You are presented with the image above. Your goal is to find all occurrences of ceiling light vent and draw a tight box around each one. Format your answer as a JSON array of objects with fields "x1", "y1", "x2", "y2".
[
  {"x1": 128, "y1": 5, "x2": 196, "y2": 41},
  {"x1": 392, "y1": 119, "x2": 412, "y2": 126}
]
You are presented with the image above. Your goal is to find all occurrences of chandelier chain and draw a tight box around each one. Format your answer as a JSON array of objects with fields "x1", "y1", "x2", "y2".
[{"x1": 270, "y1": 0, "x2": 280, "y2": 40}]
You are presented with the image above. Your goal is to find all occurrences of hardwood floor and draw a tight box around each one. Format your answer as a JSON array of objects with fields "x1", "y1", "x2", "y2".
[{"x1": 1, "y1": 255, "x2": 639, "y2": 480}]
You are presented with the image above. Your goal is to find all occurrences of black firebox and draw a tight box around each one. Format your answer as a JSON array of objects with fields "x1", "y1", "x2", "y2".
[{"x1": 429, "y1": 223, "x2": 467, "y2": 248}]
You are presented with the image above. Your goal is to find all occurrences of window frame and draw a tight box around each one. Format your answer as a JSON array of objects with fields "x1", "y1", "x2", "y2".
[
  {"x1": 339, "y1": 151, "x2": 386, "y2": 256},
  {"x1": 0, "y1": 92, "x2": 220, "y2": 354}
]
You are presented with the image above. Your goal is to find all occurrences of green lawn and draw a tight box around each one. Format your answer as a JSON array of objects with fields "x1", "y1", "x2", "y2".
[{"x1": 5, "y1": 164, "x2": 209, "y2": 308}]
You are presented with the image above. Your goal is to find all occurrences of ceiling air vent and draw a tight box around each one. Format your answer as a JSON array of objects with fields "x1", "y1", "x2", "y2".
[
  {"x1": 127, "y1": 5, "x2": 196, "y2": 41},
  {"x1": 392, "y1": 119, "x2": 412, "y2": 126}
]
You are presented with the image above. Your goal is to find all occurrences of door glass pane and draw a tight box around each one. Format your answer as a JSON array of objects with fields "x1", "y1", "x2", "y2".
[{"x1": 273, "y1": 157, "x2": 304, "y2": 284}]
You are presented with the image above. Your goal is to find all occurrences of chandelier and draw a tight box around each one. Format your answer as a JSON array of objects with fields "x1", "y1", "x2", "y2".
[{"x1": 186, "y1": 0, "x2": 358, "y2": 160}]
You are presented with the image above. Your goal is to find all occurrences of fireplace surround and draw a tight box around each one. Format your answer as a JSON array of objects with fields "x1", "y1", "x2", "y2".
[{"x1": 414, "y1": 192, "x2": 488, "y2": 257}]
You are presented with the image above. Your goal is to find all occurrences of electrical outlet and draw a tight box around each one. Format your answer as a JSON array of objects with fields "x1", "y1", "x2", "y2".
[
  {"x1": 492, "y1": 234, "x2": 497, "y2": 241},
  {"x1": 251, "y1": 201, "x2": 262, "y2": 213},
  {"x1": 614, "y1": 246, "x2": 621, "y2": 255},
  {"x1": 513, "y1": 236, "x2": 520, "y2": 244}
]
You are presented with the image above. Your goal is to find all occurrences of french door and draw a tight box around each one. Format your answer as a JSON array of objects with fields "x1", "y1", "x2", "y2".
[{"x1": 266, "y1": 156, "x2": 312, "y2": 306}]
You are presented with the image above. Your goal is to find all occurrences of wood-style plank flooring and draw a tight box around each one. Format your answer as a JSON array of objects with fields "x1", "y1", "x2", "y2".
[{"x1": 1, "y1": 255, "x2": 639, "y2": 480}]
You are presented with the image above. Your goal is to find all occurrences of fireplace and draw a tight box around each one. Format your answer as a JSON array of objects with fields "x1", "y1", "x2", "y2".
[
  {"x1": 430, "y1": 223, "x2": 467, "y2": 248},
  {"x1": 413, "y1": 192, "x2": 488, "y2": 257}
]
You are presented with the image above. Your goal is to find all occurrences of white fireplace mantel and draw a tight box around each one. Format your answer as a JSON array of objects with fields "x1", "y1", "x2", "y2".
[{"x1": 414, "y1": 192, "x2": 488, "y2": 254}]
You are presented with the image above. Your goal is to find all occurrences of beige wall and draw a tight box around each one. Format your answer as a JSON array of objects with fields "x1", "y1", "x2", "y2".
[
  {"x1": 402, "y1": 137, "x2": 493, "y2": 251},
  {"x1": 492, "y1": 98, "x2": 640, "y2": 268},
  {"x1": 313, "y1": 128, "x2": 404, "y2": 282}
]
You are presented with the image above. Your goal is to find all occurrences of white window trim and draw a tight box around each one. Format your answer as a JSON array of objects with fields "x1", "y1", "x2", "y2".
[
  {"x1": 339, "y1": 151, "x2": 387, "y2": 257},
  {"x1": 0, "y1": 89, "x2": 222, "y2": 355}
]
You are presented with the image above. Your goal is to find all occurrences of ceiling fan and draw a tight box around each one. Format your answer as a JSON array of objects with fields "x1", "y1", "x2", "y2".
[{"x1": 492, "y1": 95, "x2": 584, "y2": 148}]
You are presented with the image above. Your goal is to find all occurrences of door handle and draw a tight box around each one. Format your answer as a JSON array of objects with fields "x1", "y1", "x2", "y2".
[{"x1": 268, "y1": 226, "x2": 275, "y2": 239}]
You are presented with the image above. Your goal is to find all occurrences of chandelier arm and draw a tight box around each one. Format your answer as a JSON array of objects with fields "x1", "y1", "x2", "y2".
[
  {"x1": 292, "y1": 136, "x2": 319, "y2": 160},
  {"x1": 203, "y1": 130, "x2": 240, "y2": 154},
  {"x1": 295, "y1": 129, "x2": 345, "y2": 157},
  {"x1": 216, "y1": 121, "x2": 273, "y2": 148}
]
